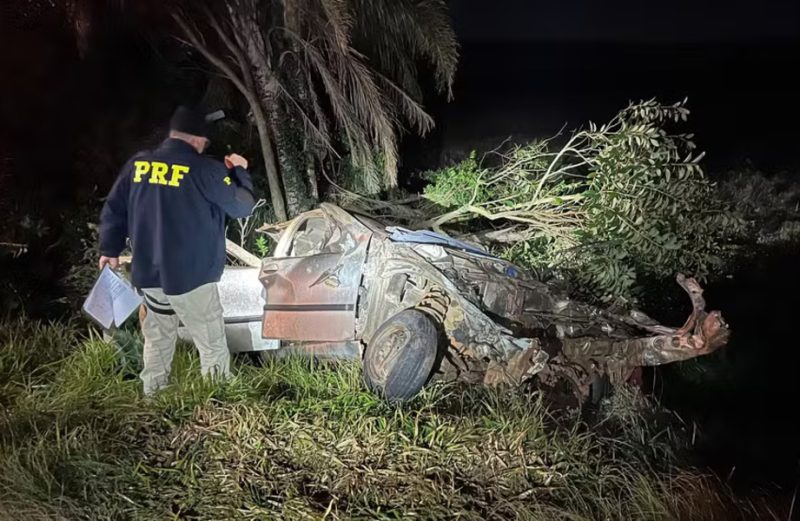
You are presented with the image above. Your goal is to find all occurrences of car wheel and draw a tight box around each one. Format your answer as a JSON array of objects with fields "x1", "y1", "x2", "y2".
[{"x1": 363, "y1": 309, "x2": 439, "y2": 402}]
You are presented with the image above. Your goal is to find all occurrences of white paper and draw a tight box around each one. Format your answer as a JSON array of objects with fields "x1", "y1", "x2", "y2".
[{"x1": 82, "y1": 265, "x2": 143, "y2": 329}]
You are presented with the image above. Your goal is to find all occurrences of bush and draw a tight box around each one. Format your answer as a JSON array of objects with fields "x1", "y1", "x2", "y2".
[{"x1": 423, "y1": 100, "x2": 744, "y2": 303}]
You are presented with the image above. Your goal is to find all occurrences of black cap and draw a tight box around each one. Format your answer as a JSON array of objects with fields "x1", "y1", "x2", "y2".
[{"x1": 169, "y1": 105, "x2": 212, "y2": 138}]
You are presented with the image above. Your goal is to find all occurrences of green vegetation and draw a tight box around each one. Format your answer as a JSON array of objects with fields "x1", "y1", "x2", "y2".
[
  {"x1": 0, "y1": 318, "x2": 777, "y2": 520},
  {"x1": 166, "y1": 0, "x2": 458, "y2": 219},
  {"x1": 422, "y1": 100, "x2": 744, "y2": 303}
]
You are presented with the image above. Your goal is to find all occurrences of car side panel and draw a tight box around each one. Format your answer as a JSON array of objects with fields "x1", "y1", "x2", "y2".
[{"x1": 261, "y1": 243, "x2": 368, "y2": 342}]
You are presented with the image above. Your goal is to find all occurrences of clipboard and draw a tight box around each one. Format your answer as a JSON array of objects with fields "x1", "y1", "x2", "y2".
[{"x1": 82, "y1": 265, "x2": 143, "y2": 329}]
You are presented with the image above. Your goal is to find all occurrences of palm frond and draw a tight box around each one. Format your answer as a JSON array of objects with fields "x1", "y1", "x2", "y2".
[
  {"x1": 167, "y1": 0, "x2": 458, "y2": 195},
  {"x1": 375, "y1": 72, "x2": 434, "y2": 136},
  {"x1": 350, "y1": 0, "x2": 459, "y2": 98},
  {"x1": 319, "y1": 0, "x2": 353, "y2": 51},
  {"x1": 286, "y1": 5, "x2": 401, "y2": 188}
]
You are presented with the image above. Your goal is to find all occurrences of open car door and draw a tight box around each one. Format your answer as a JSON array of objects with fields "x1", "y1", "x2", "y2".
[{"x1": 259, "y1": 206, "x2": 371, "y2": 342}]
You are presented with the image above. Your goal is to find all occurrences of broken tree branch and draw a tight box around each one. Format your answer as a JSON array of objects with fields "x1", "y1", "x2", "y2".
[
  {"x1": 0, "y1": 242, "x2": 27, "y2": 249},
  {"x1": 225, "y1": 238, "x2": 262, "y2": 267}
]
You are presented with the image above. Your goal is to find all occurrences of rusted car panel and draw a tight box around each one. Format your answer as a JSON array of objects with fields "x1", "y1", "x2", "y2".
[
  {"x1": 260, "y1": 205, "x2": 371, "y2": 342},
  {"x1": 260, "y1": 251, "x2": 364, "y2": 341},
  {"x1": 257, "y1": 204, "x2": 729, "y2": 396}
]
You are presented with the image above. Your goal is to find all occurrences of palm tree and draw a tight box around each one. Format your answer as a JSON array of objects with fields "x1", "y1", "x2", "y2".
[
  {"x1": 163, "y1": 0, "x2": 460, "y2": 219},
  {"x1": 53, "y1": 0, "x2": 458, "y2": 219},
  {"x1": 13, "y1": 0, "x2": 460, "y2": 221}
]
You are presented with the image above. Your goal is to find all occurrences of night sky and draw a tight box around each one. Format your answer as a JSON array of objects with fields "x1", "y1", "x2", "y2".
[
  {"x1": 451, "y1": 0, "x2": 800, "y2": 43},
  {"x1": 418, "y1": 0, "x2": 800, "y2": 174}
]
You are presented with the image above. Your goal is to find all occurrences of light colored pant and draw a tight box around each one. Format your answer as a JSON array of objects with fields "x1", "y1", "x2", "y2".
[{"x1": 139, "y1": 282, "x2": 230, "y2": 395}]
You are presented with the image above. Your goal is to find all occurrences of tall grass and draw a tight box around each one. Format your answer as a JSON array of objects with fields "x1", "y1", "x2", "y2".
[{"x1": 0, "y1": 319, "x2": 783, "y2": 520}]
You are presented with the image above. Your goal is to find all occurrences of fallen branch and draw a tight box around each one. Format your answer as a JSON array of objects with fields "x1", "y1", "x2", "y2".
[
  {"x1": 322, "y1": 169, "x2": 429, "y2": 224},
  {"x1": 0, "y1": 242, "x2": 27, "y2": 249},
  {"x1": 225, "y1": 239, "x2": 261, "y2": 268}
]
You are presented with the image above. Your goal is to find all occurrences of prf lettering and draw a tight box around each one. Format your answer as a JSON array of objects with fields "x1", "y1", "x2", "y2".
[{"x1": 133, "y1": 161, "x2": 188, "y2": 187}]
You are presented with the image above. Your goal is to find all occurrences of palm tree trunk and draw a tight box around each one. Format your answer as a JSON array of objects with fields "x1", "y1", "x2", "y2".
[
  {"x1": 173, "y1": 13, "x2": 288, "y2": 221},
  {"x1": 305, "y1": 149, "x2": 319, "y2": 201},
  {"x1": 266, "y1": 99, "x2": 314, "y2": 217},
  {"x1": 232, "y1": 17, "x2": 306, "y2": 218},
  {"x1": 250, "y1": 103, "x2": 287, "y2": 221},
  {"x1": 241, "y1": 41, "x2": 310, "y2": 217}
]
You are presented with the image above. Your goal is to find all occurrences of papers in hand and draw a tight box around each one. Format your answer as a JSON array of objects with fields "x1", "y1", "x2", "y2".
[{"x1": 82, "y1": 265, "x2": 143, "y2": 329}]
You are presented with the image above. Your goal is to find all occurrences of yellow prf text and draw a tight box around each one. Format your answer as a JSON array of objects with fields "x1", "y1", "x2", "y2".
[{"x1": 133, "y1": 161, "x2": 188, "y2": 187}]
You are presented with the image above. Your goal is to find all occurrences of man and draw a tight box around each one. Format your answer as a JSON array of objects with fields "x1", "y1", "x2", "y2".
[{"x1": 98, "y1": 106, "x2": 256, "y2": 395}]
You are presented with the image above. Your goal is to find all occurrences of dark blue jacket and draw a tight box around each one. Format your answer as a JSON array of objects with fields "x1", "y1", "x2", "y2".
[{"x1": 99, "y1": 138, "x2": 256, "y2": 295}]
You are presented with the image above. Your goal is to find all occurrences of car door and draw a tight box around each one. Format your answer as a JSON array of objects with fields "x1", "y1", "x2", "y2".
[{"x1": 259, "y1": 209, "x2": 371, "y2": 341}]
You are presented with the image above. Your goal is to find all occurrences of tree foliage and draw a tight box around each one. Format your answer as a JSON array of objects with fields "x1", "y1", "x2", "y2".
[
  {"x1": 168, "y1": 0, "x2": 458, "y2": 215},
  {"x1": 423, "y1": 100, "x2": 744, "y2": 302},
  {"x1": 38, "y1": 0, "x2": 458, "y2": 218}
]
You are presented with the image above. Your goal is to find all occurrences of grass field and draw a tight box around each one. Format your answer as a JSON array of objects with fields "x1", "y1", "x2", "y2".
[{"x1": 0, "y1": 318, "x2": 783, "y2": 520}]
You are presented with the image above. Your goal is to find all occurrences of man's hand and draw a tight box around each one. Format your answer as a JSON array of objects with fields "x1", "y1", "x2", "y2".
[
  {"x1": 224, "y1": 153, "x2": 248, "y2": 170},
  {"x1": 99, "y1": 256, "x2": 119, "y2": 270}
]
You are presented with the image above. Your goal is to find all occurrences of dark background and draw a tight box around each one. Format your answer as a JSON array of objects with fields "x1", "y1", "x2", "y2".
[
  {"x1": 422, "y1": 0, "x2": 800, "y2": 174},
  {"x1": 2, "y1": 0, "x2": 800, "y2": 497},
  {"x1": 436, "y1": 0, "x2": 800, "y2": 495}
]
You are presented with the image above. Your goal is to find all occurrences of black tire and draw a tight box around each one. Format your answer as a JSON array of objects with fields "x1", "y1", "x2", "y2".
[{"x1": 363, "y1": 309, "x2": 439, "y2": 402}]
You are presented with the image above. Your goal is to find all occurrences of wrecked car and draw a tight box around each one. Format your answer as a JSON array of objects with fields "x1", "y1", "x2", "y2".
[{"x1": 255, "y1": 203, "x2": 730, "y2": 401}]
